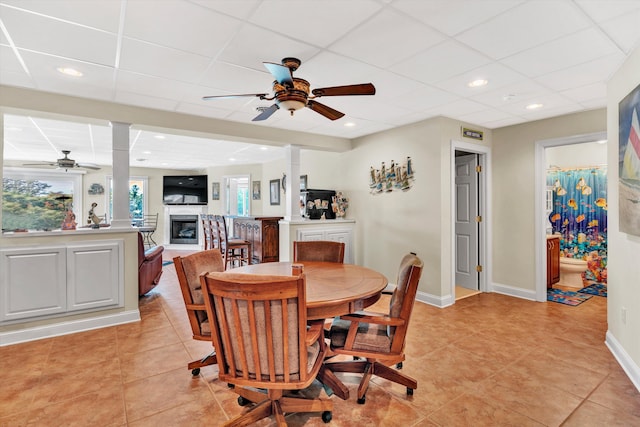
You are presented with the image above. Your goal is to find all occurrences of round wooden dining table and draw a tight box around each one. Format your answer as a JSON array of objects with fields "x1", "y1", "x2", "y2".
[{"x1": 228, "y1": 261, "x2": 388, "y2": 320}]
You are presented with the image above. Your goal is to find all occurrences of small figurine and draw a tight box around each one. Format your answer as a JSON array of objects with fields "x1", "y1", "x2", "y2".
[
  {"x1": 61, "y1": 209, "x2": 77, "y2": 230},
  {"x1": 88, "y1": 202, "x2": 102, "y2": 228}
]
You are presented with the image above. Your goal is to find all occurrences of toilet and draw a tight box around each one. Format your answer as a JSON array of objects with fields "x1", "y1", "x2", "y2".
[{"x1": 558, "y1": 257, "x2": 588, "y2": 288}]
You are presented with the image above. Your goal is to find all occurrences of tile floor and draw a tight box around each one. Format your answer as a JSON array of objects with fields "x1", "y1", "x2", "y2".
[{"x1": 1, "y1": 250, "x2": 639, "y2": 426}]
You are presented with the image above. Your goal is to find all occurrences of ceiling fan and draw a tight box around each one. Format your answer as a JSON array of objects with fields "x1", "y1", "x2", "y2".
[
  {"x1": 203, "y1": 57, "x2": 376, "y2": 121},
  {"x1": 23, "y1": 150, "x2": 101, "y2": 171}
]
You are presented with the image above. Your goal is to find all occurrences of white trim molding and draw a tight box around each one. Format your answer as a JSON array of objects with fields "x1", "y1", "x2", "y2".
[
  {"x1": 0, "y1": 309, "x2": 140, "y2": 346},
  {"x1": 606, "y1": 331, "x2": 640, "y2": 392}
]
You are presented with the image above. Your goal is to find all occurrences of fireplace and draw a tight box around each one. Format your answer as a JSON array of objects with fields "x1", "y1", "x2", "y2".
[{"x1": 170, "y1": 215, "x2": 198, "y2": 244}]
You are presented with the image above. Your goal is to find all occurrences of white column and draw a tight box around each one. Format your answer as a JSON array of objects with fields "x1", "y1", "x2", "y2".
[
  {"x1": 284, "y1": 145, "x2": 302, "y2": 221},
  {"x1": 110, "y1": 121, "x2": 133, "y2": 229}
]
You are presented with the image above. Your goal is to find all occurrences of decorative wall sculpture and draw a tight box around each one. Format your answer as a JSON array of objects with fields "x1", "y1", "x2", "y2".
[{"x1": 369, "y1": 156, "x2": 414, "y2": 194}]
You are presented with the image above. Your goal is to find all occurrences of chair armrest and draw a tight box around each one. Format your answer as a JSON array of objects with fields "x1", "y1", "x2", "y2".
[
  {"x1": 340, "y1": 312, "x2": 405, "y2": 326},
  {"x1": 305, "y1": 320, "x2": 325, "y2": 345},
  {"x1": 144, "y1": 245, "x2": 164, "y2": 261}
]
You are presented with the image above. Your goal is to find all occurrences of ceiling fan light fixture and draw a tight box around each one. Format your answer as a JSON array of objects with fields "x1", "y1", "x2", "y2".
[{"x1": 278, "y1": 99, "x2": 306, "y2": 114}]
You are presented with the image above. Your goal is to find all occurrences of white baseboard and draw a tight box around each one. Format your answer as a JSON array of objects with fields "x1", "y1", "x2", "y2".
[
  {"x1": 416, "y1": 290, "x2": 455, "y2": 308},
  {"x1": 0, "y1": 309, "x2": 140, "y2": 346},
  {"x1": 605, "y1": 330, "x2": 640, "y2": 392},
  {"x1": 491, "y1": 282, "x2": 537, "y2": 301}
]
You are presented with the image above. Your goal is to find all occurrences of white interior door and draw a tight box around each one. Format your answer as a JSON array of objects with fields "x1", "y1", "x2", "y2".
[{"x1": 455, "y1": 153, "x2": 479, "y2": 290}]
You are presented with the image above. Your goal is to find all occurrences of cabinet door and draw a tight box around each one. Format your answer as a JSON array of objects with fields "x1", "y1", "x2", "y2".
[
  {"x1": 261, "y1": 221, "x2": 279, "y2": 262},
  {"x1": 67, "y1": 240, "x2": 123, "y2": 311},
  {"x1": 549, "y1": 238, "x2": 560, "y2": 285},
  {"x1": 1, "y1": 246, "x2": 66, "y2": 321}
]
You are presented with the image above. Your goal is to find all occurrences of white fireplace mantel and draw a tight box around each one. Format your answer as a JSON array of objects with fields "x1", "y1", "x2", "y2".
[{"x1": 163, "y1": 205, "x2": 207, "y2": 250}]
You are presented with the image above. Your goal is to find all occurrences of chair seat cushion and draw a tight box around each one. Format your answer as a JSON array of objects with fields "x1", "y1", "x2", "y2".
[{"x1": 330, "y1": 318, "x2": 391, "y2": 353}]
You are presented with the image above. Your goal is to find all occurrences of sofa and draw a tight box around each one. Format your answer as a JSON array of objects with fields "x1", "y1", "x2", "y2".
[{"x1": 138, "y1": 232, "x2": 165, "y2": 296}]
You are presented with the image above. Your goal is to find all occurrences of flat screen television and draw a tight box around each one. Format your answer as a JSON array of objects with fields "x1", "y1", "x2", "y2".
[{"x1": 163, "y1": 175, "x2": 208, "y2": 205}]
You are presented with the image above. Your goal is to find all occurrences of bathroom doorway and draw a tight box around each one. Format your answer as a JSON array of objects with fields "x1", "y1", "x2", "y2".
[{"x1": 535, "y1": 131, "x2": 608, "y2": 302}]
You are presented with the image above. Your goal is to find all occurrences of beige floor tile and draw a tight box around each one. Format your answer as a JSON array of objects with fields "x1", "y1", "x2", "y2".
[
  {"x1": 128, "y1": 398, "x2": 226, "y2": 427},
  {"x1": 563, "y1": 400, "x2": 640, "y2": 426},
  {"x1": 120, "y1": 342, "x2": 192, "y2": 383}
]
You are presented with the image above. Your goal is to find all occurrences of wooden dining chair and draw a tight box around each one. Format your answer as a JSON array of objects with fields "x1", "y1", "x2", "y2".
[
  {"x1": 324, "y1": 252, "x2": 423, "y2": 404},
  {"x1": 293, "y1": 240, "x2": 345, "y2": 263},
  {"x1": 214, "y1": 214, "x2": 251, "y2": 269},
  {"x1": 200, "y1": 214, "x2": 215, "y2": 250},
  {"x1": 173, "y1": 249, "x2": 225, "y2": 376},
  {"x1": 201, "y1": 268, "x2": 333, "y2": 426}
]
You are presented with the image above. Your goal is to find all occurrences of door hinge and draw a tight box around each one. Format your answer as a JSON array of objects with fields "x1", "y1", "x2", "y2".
[
  {"x1": 476, "y1": 165, "x2": 482, "y2": 173},
  {"x1": 476, "y1": 216, "x2": 482, "y2": 223},
  {"x1": 476, "y1": 265, "x2": 483, "y2": 272}
]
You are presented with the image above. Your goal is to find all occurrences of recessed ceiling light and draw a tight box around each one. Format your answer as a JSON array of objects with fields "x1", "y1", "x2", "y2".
[
  {"x1": 143, "y1": 150, "x2": 151, "y2": 154},
  {"x1": 161, "y1": 162, "x2": 168, "y2": 166},
  {"x1": 344, "y1": 122, "x2": 356, "y2": 127},
  {"x1": 596, "y1": 139, "x2": 607, "y2": 144},
  {"x1": 467, "y1": 79, "x2": 488, "y2": 88},
  {"x1": 154, "y1": 135, "x2": 165, "y2": 139},
  {"x1": 260, "y1": 146, "x2": 268, "y2": 150},
  {"x1": 526, "y1": 103, "x2": 544, "y2": 110},
  {"x1": 57, "y1": 67, "x2": 83, "y2": 77},
  {"x1": 229, "y1": 157, "x2": 236, "y2": 161},
  {"x1": 502, "y1": 94, "x2": 516, "y2": 101}
]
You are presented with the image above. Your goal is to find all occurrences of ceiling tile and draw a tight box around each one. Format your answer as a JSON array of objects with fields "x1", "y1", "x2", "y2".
[
  {"x1": 215, "y1": 24, "x2": 320, "y2": 72},
  {"x1": 0, "y1": 0, "x2": 122, "y2": 32},
  {"x1": 329, "y1": 7, "x2": 445, "y2": 68},
  {"x1": 119, "y1": 38, "x2": 211, "y2": 82},
  {"x1": 198, "y1": 61, "x2": 272, "y2": 94},
  {"x1": 386, "y1": 83, "x2": 460, "y2": 111},
  {"x1": 469, "y1": 79, "x2": 552, "y2": 108},
  {"x1": 392, "y1": 0, "x2": 523, "y2": 36},
  {"x1": 190, "y1": 0, "x2": 261, "y2": 20},
  {"x1": 560, "y1": 82, "x2": 607, "y2": 105},
  {"x1": 596, "y1": 9, "x2": 640, "y2": 53},
  {"x1": 394, "y1": 40, "x2": 492, "y2": 84},
  {"x1": 433, "y1": 62, "x2": 527, "y2": 97},
  {"x1": 114, "y1": 91, "x2": 179, "y2": 112},
  {"x1": 534, "y1": 53, "x2": 626, "y2": 91},
  {"x1": 1, "y1": 6, "x2": 118, "y2": 66},
  {"x1": 249, "y1": 0, "x2": 382, "y2": 48},
  {"x1": 456, "y1": 0, "x2": 591, "y2": 59},
  {"x1": 123, "y1": 1, "x2": 242, "y2": 57},
  {"x1": 502, "y1": 28, "x2": 620, "y2": 78},
  {"x1": 575, "y1": 0, "x2": 640, "y2": 22},
  {"x1": 115, "y1": 70, "x2": 196, "y2": 101}
]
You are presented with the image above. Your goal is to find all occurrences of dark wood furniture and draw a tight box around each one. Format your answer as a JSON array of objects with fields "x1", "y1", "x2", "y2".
[
  {"x1": 214, "y1": 215, "x2": 251, "y2": 270},
  {"x1": 325, "y1": 253, "x2": 424, "y2": 404},
  {"x1": 547, "y1": 236, "x2": 560, "y2": 288},
  {"x1": 229, "y1": 261, "x2": 388, "y2": 321},
  {"x1": 293, "y1": 240, "x2": 345, "y2": 263},
  {"x1": 173, "y1": 249, "x2": 224, "y2": 376},
  {"x1": 201, "y1": 269, "x2": 333, "y2": 425},
  {"x1": 232, "y1": 216, "x2": 282, "y2": 263}
]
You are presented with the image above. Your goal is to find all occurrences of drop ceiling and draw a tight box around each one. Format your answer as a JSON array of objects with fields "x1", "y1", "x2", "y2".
[{"x1": 1, "y1": 0, "x2": 639, "y2": 169}]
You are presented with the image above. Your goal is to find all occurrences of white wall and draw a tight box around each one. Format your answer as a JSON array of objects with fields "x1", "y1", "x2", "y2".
[
  {"x1": 606, "y1": 44, "x2": 640, "y2": 386},
  {"x1": 546, "y1": 141, "x2": 608, "y2": 169}
]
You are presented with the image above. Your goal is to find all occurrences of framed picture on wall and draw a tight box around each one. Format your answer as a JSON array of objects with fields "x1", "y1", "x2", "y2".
[
  {"x1": 270, "y1": 179, "x2": 280, "y2": 205},
  {"x1": 212, "y1": 182, "x2": 220, "y2": 200},
  {"x1": 252, "y1": 181, "x2": 261, "y2": 200},
  {"x1": 619, "y1": 82, "x2": 640, "y2": 237}
]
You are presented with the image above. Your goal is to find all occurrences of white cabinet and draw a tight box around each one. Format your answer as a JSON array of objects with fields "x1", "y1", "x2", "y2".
[
  {"x1": 1, "y1": 246, "x2": 67, "y2": 321},
  {"x1": 67, "y1": 241, "x2": 122, "y2": 312},
  {"x1": 297, "y1": 226, "x2": 354, "y2": 264},
  {"x1": 0, "y1": 240, "x2": 123, "y2": 322}
]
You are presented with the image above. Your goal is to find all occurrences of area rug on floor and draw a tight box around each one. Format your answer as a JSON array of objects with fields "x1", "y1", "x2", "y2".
[
  {"x1": 162, "y1": 260, "x2": 173, "y2": 266},
  {"x1": 547, "y1": 289, "x2": 593, "y2": 306},
  {"x1": 579, "y1": 282, "x2": 607, "y2": 297}
]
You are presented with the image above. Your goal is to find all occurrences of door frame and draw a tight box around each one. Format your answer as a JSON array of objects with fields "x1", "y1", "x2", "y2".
[
  {"x1": 534, "y1": 131, "x2": 606, "y2": 301},
  {"x1": 450, "y1": 140, "x2": 492, "y2": 302}
]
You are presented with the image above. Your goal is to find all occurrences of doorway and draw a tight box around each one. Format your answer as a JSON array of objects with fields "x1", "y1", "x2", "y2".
[
  {"x1": 451, "y1": 140, "x2": 491, "y2": 303},
  {"x1": 534, "y1": 131, "x2": 607, "y2": 301}
]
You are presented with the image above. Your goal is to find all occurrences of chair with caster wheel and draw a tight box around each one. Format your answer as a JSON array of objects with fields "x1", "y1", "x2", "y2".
[
  {"x1": 201, "y1": 266, "x2": 333, "y2": 426},
  {"x1": 173, "y1": 249, "x2": 225, "y2": 376},
  {"x1": 324, "y1": 253, "x2": 423, "y2": 404}
]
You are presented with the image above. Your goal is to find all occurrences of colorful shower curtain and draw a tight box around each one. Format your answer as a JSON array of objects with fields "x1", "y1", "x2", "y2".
[{"x1": 547, "y1": 167, "x2": 607, "y2": 260}]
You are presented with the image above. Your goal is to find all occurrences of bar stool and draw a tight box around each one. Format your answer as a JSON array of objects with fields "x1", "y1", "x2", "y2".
[{"x1": 214, "y1": 215, "x2": 251, "y2": 269}]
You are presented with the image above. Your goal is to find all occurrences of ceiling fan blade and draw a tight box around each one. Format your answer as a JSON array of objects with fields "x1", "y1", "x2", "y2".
[
  {"x1": 312, "y1": 83, "x2": 376, "y2": 97},
  {"x1": 22, "y1": 162, "x2": 56, "y2": 166},
  {"x1": 252, "y1": 104, "x2": 280, "y2": 121},
  {"x1": 76, "y1": 163, "x2": 101, "y2": 170},
  {"x1": 263, "y1": 62, "x2": 293, "y2": 86},
  {"x1": 203, "y1": 93, "x2": 268, "y2": 100},
  {"x1": 307, "y1": 100, "x2": 345, "y2": 121}
]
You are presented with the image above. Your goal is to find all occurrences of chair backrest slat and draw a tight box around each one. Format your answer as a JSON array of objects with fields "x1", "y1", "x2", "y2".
[{"x1": 293, "y1": 240, "x2": 345, "y2": 263}]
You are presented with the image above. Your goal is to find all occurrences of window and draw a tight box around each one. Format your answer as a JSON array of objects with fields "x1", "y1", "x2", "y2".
[
  {"x1": 2, "y1": 167, "x2": 83, "y2": 231},
  {"x1": 106, "y1": 176, "x2": 148, "y2": 223},
  {"x1": 223, "y1": 175, "x2": 250, "y2": 216}
]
